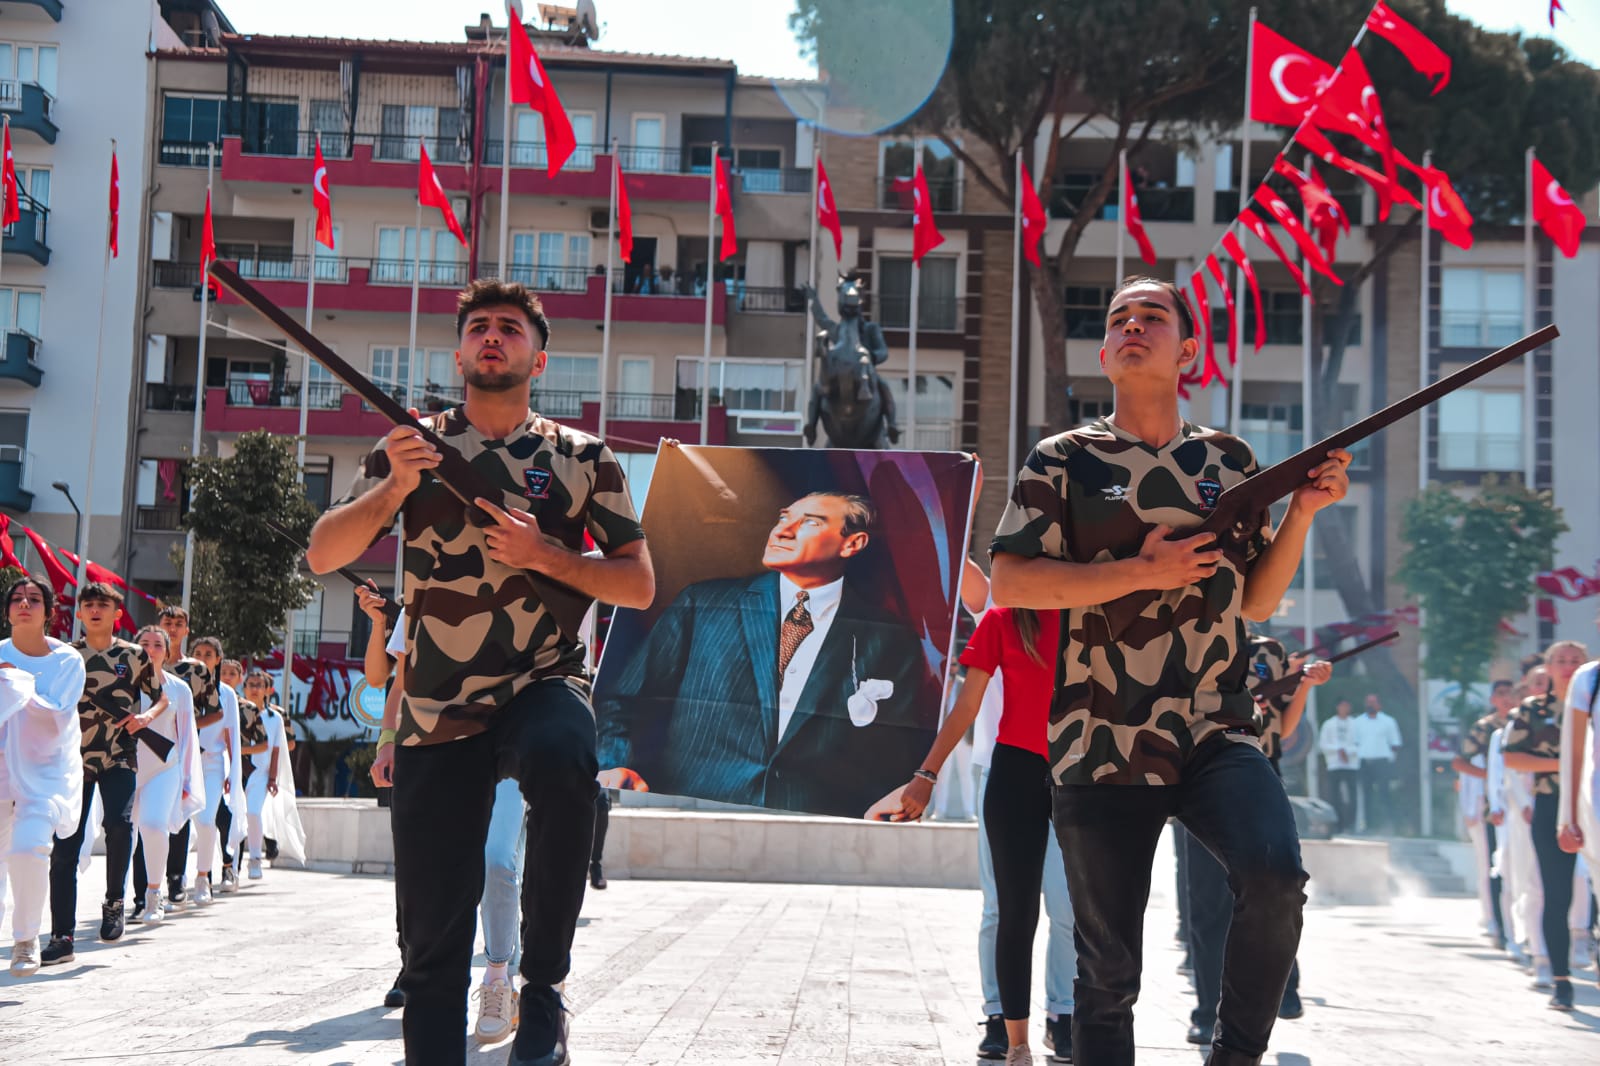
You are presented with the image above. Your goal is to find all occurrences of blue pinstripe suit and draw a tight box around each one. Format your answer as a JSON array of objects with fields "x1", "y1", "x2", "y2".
[{"x1": 596, "y1": 571, "x2": 933, "y2": 817}]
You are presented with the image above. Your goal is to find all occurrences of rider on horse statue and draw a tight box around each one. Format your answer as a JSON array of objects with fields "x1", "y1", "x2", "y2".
[{"x1": 802, "y1": 275, "x2": 901, "y2": 449}]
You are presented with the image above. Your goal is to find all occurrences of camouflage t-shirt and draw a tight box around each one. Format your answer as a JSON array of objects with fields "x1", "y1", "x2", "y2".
[
  {"x1": 1503, "y1": 693, "x2": 1561, "y2": 796},
  {"x1": 990, "y1": 419, "x2": 1273, "y2": 786},
  {"x1": 171, "y1": 658, "x2": 223, "y2": 752},
  {"x1": 1245, "y1": 635, "x2": 1294, "y2": 763},
  {"x1": 238, "y1": 697, "x2": 267, "y2": 772},
  {"x1": 339, "y1": 404, "x2": 644, "y2": 747},
  {"x1": 1458, "y1": 712, "x2": 1499, "y2": 763},
  {"x1": 73, "y1": 637, "x2": 165, "y2": 775}
]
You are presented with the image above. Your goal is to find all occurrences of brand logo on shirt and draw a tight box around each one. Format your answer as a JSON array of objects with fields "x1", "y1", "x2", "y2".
[
  {"x1": 1195, "y1": 477, "x2": 1223, "y2": 511},
  {"x1": 114, "y1": 663, "x2": 130, "y2": 679},
  {"x1": 1101, "y1": 484, "x2": 1131, "y2": 501},
  {"x1": 523, "y1": 468, "x2": 553, "y2": 500},
  {"x1": 1254, "y1": 661, "x2": 1272, "y2": 680}
]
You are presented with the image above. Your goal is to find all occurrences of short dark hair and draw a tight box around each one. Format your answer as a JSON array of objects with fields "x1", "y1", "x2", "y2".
[
  {"x1": 6, "y1": 575, "x2": 53, "y2": 619},
  {"x1": 158, "y1": 604, "x2": 189, "y2": 623},
  {"x1": 192, "y1": 636, "x2": 223, "y2": 658},
  {"x1": 456, "y1": 279, "x2": 551, "y2": 350},
  {"x1": 1490, "y1": 679, "x2": 1514, "y2": 695},
  {"x1": 807, "y1": 491, "x2": 876, "y2": 538},
  {"x1": 1110, "y1": 275, "x2": 1194, "y2": 341},
  {"x1": 77, "y1": 581, "x2": 123, "y2": 606}
]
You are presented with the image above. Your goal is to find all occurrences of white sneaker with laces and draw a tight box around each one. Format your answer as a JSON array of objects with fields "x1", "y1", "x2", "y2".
[
  {"x1": 472, "y1": 979, "x2": 519, "y2": 1045},
  {"x1": 1532, "y1": 957, "x2": 1553, "y2": 989},
  {"x1": 247, "y1": 858, "x2": 263, "y2": 881},
  {"x1": 1004, "y1": 1047, "x2": 1034, "y2": 1065},
  {"x1": 193, "y1": 875, "x2": 213, "y2": 906},
  {"x1": 1570, "y1": 935, "x2": 1593, "y2": 971},
  {"x1": 220, "y1": 867, "x2": 239, "y2": 893},
  {"x1": 143, "y1": 889, "x2": 165, "y2": 925},
  {"x1": 9, "y1": 938, "x2": 39, "y2": 976}
]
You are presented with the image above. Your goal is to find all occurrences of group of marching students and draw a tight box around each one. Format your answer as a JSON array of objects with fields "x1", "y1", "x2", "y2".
[
  {"x1": 0, "y1": 579, "x2": 303, "y2": 976},
  {"x1": 1455, "y1": 639, "x2": 1600, "y2": 1014}
]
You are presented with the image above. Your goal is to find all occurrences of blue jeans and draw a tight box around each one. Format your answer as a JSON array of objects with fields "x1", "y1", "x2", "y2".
[
  {"x1": 977, "y1": 764, "x2": 1076, "y2": 1017},
  {"x1": 480, "y1": 776, "x2": 528, "y2": 968}
]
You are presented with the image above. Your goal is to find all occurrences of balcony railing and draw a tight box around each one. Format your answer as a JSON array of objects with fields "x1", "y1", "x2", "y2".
[
  {"x1": 483, "y1": 140, "x2": 602, "y2": 170},
  {"x1": 877, "y1": 176, "x2": 963, "y2": 214},
  {"x1": 0, "y1": 79, "x2": 57, "y2": 143},
  {"x1": 608, "y1": 392, "x2": 677, "y2": 420},
  {"x1": 616, "y1": 145, "x2": 696, "y2": 174},
  {"x1": 3, "y1": 200, "x2": 49, "y2": 263},
  {"x1": 896, "y1": 421, "x2": 957, "y2": 452},
  {"x1": 158, "y1": 140, "x2": 217, "y2": 168},
  {"x1": 734, "y1": 286, "x2": 801, "y2": 313},
  {"x1": 145, "y1": 383, "x2": 198, "y2": 412},
  {"x1": 530, "y1": 389, "x2": 589, "y2": 418},
  {"x1": 135, "y1": 505, "x2": 184, "y2": 532},
  {"x1": 1052, "y1": 180, "x2": 1195, "y2": 223},
  {"x1": 1438, "y1": 431, "x2": 1523, "y2": 472},
  {"x1": 740, "y1": 168, "x2": 810, "y2": 194},
  {"x1": 369, "y1": 259, "x2": 470, "y2": 287},
  {"x1": 371, "y1": 134, "x2": 470, "y2": 165},
  {"x1": 876, "y1": 294, "x2": 960, "y2": 332},
  {"x1": 506, "y1": 263, "x2": 593, "y2": 293},
  {"x1": 225, "y1": 377, "x2": 346, "y2": 410}
]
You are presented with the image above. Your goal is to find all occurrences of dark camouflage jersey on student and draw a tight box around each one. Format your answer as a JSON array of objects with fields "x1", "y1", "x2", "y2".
[
  {"x1": 1503, "y1": 693, "x2": 1562, "y2": 796},
  {"x1": 1458, "y1": 711, "x2": 1500, "y2": 763},
  {"x1": 73, "y1": 637, "x2": 165, "y2": 775},
  {"x1": 991, "y1": 419, "x2": 1272, "y2": 786},
  {"x1": 171, "y1": 658, "x2": 223, "y2": 752},
  {"x1": 1244, "y1": 634, "x2": 1293, "y2": 763},
  {"x1": 238, "y1": 697, "x2": 267, "y2": 771},
  {"x1": 339, "y1": 405, "x2": 644, "y2": 747}
]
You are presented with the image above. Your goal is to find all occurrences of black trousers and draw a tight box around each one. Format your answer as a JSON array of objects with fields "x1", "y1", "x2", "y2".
[
  {"x1": 1053, "y1": 739, "x2": 1306, "y2": 1066},
  {"x1": 1485, "y1": 820, "x2": 1505, "y2": 944},
  {"x1": 216, "y1": 797, "x2": 234, "y2": 868},
  {"x1": 592, "y1": 788, "x2": 611, "y2": 867},
  {"x1": 1325, "y1": 768, "x2": 1359, "y2": 833},
  {"x1": 1532, "y1": 791, "x2": 1577, "y2": 979},
  {"x1": 1358, "y1": 758, "x2": 1393, "y2": 832},
  {"x1": 983, "y1": 743, "x2": 1058, "y2": 1020},
  {"x1": 392, "y1": 678, "x2": 599, "y2": 1065},
  {"x1": 50, "y1": 766, "x2": 137, "y2": 935}
]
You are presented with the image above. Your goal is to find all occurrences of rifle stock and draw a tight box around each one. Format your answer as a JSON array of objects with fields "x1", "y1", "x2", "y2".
[
  {"x1": 1250, "y1": 630, "x2": 1400, "y2": 702},
  {"x1": 89, "y1": 689, "x2": 175, "y2": 762},
  {"x1": 1101, "y1": 325, "x2": 1559, "y2": 636}
]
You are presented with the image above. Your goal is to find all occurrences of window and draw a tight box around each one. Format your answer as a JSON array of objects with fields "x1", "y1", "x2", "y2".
[
  {"x1": 618, "y1": 358, "x2": 652, "y2": 395},
  {"x1": 304, "y1": 360, "x2": 342, "y2": 409},
  {"x1": 375, "y1": 226, "x2": 465, "y2": 284},
  {"x1": 540, "y1": 354, "x2": 599, "y2": 395},
  {"x1": 371, "y1": 346, "x2": 457, "y2": 407},
  {"x1": 161, "y1": 94, "x2": 224, "y2": 163},
  {"x1": 1065, "y1": 285, "x2": 1113, "y2": 339},
  {"x1": 0, "y1": 287, "x2": 43, "y2": 337},
  {"x1": 378, "y1": 105, "x2": 463, "y2": 162},
  {"x1": 879, "y1": 136, "x2": 961, "y2": 212},
  {"x1": 1070, "y1": 396, "x2": 1113, "y2": 426},
  {"x1": 303, "y1": 457, "x2": 333, "y2": 511},
  {"x1": 1442, "y1": 268, "x2": 1523, "y2": 348},
  {"x1": 877, "y1": 256, "x2": 959, "y2": 330},
  {"x1": 674, "y1": 357, "x2": 803, "y2": 432},
  {"x1": 289, "y1": 587, "x2": 324, "y2": 657},
  {"x1": 510, "y1": 110, "x2": 595, "y2": 168},
  {"x1": 1437, "y1": 387, "x2": 1522, "y2": 471},
  {"x1": 511, "y1": 231, "x2": 591, "y2": 291},
  {"x1": 0, "y1": 43, "x2": 57, "y2": 95},
  {"x1": 613, "y1": 451, "x2": 656, "y2": 509},
  {"x1": 242, "y1": 96, "x2": 299, "y2": 156},
  {"x1": 0, "y1": 409, "x2": 27, "y2": 467},
  {"x1": 13, "y1": 166, "x2": 46, "y2": 209},
  {"x1": 886, "y1": 373, "x2": 958, "y2": 451},
  {"x1": 217, "y1": 240, "x2": 296, "y2": 281},
  {"x1": 1239, "y1": 402, "x2": 1305, "y2": 468},
  {"x1": 631, "y1": 114, "x2": 666, "y2": 171},
  {"x1": 310, "y1": 98, "x2": 345, "y2": 157},
  {"x1": 371, "y1": 347, "x2": 412, "y2": 397}
]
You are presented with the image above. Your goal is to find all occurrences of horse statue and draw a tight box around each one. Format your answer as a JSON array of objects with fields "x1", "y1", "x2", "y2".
[{"x1": 802, "y1": 276, "x2": 900, "y2": 448}]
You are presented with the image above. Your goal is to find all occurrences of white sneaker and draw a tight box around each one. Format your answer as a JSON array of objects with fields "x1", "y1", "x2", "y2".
[
  {"x1": 1005, "y1": 1047, "x2": 1034, "y2": 1065},
  {"x1": 247, "y1": 858, "x2": 263, "y2": 881},
  {"x1": 1532, "y1": 957, "x2": 1553, "y2": 989},
  {"x1": 472, "y1": 979, "x2": 519, "y2": 1045},
  {"x1": 193, "y1": 875, "x2": 213, "y2": 906},
  {"x1": 220, "y1": 867, "x2": 239, "y2": 893},
  {"x1": 1570, "y1": 935, "x2": 1593, "y2": 971},
  {"x1": 9, "y1": 938, "x2": 39, "y2": 976},
  {"x1": 143, "y1": 889, "x2": 165, "y2": 925}
]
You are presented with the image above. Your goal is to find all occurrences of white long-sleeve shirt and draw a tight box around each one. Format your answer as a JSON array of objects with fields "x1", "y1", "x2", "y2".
[
  {"x1": 1350, "y1": 711, "x2": 1402, "y2": 762},
  {"x1": 0, "y1": 638, "x2": 87, "y2": 836},
  {"x1": 1319, "y1": 712, "x2": 1361, "y2": 771}
]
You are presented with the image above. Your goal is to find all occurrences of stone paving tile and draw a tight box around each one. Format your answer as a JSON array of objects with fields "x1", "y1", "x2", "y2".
[{"x1": 1, "y1": 850, "x2": 1597, "y2": 1065}]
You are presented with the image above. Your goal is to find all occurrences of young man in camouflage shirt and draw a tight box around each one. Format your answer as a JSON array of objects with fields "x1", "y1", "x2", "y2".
[
  {"x1": 44, "y1": 582, "x2": 167, "y2": 957},
  {"x1": 308, "y1": 279, "x2": 654, "y2": 1066},
  {"x1": 990, "y1": 277, "x2": 1349, "y2": 1066}
]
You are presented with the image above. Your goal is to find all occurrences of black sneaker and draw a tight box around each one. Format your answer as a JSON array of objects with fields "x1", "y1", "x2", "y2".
[
  {"x1": 1045, "y1": 1014, "x2": 1072, "y2": 1063},
  {"x1": 264, "y1": 837, "x2": 279, "y2": 862},
  {"x1": 977, "y1": 1014, "x2": 1007, "y2": 1060},
  {"x1": 1278, "y1": 988, "x2": 1304, "y2": 1019},
  {"x1": 1186, "y1": 1022, "x2": 1212, "y2": 1045},
  {"x1": 100, "y1": 899, "x2": 125, "y2": 942},
  {"x1": 384, "y1": 970, "x2": 406, "y2": 1009},
  {"x1": 40, "y1": 935, "x2": 75, "y2": 966},
  {"x1": 1549, "y1": 980, "x2": 1574, "y2": 1011},
  {"x1": 590, "y1": 862, "x2": 607, "y2": 890},
  {"x1": 128, "y1": 895, "x2": 146, "y2": 924},
  {"x1": 167, "y1": 875, "x2": 187, "y2": 908},
  {"x1": 509, "y1": 984, "x2": 569, "y2": 1066}
]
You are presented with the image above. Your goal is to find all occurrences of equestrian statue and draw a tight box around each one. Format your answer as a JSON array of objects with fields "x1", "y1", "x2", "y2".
[{"x1": 802, "y1": 276, "x2": 900, "y2": 449}]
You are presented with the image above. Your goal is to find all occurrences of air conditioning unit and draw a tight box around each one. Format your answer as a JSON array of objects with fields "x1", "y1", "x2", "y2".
[{"x1": 588, "y1": 210, "x2": 609, "y2": 232}]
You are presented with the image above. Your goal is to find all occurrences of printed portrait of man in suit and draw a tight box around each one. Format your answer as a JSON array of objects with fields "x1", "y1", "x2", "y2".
[{"x1": 595, "y1": 490, "x2": 930, "y2": 818}]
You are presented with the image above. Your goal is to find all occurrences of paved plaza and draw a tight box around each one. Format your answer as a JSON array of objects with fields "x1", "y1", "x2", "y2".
[{"x1": 2, "y1": 847, "x2": 1596, "y2": 1065}]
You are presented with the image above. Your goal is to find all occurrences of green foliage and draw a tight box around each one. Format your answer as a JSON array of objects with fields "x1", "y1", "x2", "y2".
[
  {"x1": 0, "y1": 564, "x2": 25, "y2": 639},
  {"x1": 176, "y1": 431, "x2": 318, "y2": 658},
  {"x1": 1397, "y1": 480, "x2": 1567, "y2": 715}
]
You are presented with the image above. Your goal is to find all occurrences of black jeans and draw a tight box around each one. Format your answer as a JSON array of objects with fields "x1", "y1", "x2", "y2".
[
  {"x1": 50, "y1": 766, "x2": 138, "y2": 935},
  {"x1": 1053, "y1": 738, "x2": 1306, "y2": 1066},
  {"x1": 1485, "y1": 820, "x2": 1506, "y2": 944},
  {"x1": 392, "y1": 678, "x2": 599, "y2": 1065},
  {"x1": 216, "y1": 798, "x2": 233, "y2": 868},
  {"x1": 592, "y1": 788, "x2": 611, "y2": 867},
  {"x1": 1325, "y1": 768, "x2": 1359, "y2": 833},
  {"x1": 1358, "y1": 758, "x2": 1393, "y2": 832},
  {"x1": 1532, "y1": 791, "x2": 1577, "y2": 979},
  {"x1": 984, "y1": 743, "x2": 1060, "y2": 1020}
]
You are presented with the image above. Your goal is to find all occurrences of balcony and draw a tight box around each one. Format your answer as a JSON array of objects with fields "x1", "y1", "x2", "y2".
[
  {"x1": 3, "y1": 201, "x2": 49, "y2": 265},
  {"x1": 0, "y1": 445, "x2": 33, "y2": 512},
  {"x1": 11, "y1": 0, "x2": 62, "y2": 19},
  {"x1": 739, "y1": 168, "x2": 809, "y2": 196},
  {"x1": 145, "y1": 382, "x2": 198, "y2": 412},
  {"x1": 135, "y1": 505, "x2": 183, "y2": 532},
  {"x1": 1212, "y1": 189, "x2": 1364, "y2": 227},
  {"x1": 0, "y1": 331, "x2": 41, "y2": 388},
  {"x1": 1052, "y1": 180, "x2": 1195, "y2": 223},
  {"x1": 877, "y1": 176, "x2": 963, "y2": 214},
  {"x1": 224, "y1": 377, "x2": 347, "y2": 411},
  {"x1": 1438, "y1": 431, "x2": 1523, "y2": 472},
  {"x1": 484, "y1": 140, "x2": 602, "y2": 171},
  {"x1": 0, "y1": 80, "x2": 57, "y2": 144},
  {"x1": 733, "y1": 286, "x2": 803, "y2": 314}
]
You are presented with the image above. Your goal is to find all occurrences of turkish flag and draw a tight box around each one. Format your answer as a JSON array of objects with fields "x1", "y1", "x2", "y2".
[
  {"x1": 1260, "y1": 190, "x2": 1342, "y2": 286},
  {"x1": 1418, "y1": 165, "x2": 1474, "y2": 250},
  {"x1": 108, "y1": 150, "x2": 120, "y2": 258},
  {"x1": 1238, "y1": 207, "x2": 1309, "y2": 296},
  {"x1": 1551, "y1": 0, "x2": 1565, "y2": 26},
  {"x1": 418, "y1": 141, "x2": 468, "y2": 245},
  {"x1": 1123, "y1": 162, "x2": 1157, "y2": 266},
  {"x1": 1250, "y1": 21, "x2": 1335, "y2": 128},
  {"x1": 312, "y1": 138, "x2": 334, "y2": 249},
  {"x1": 1531, "y1": 154, "x2": 1586, "y2": 259},
  {"x1": 54, "y1": 543, "x2": 161, "y2": 608},
  {"x1": 1366, "y1": 1, "x2": 1451, "y2": 94},
  {"x1": 201, "y1": 188, "x2": 217, "y2": 270},
  {"x1": 1188, "y1": 271, "x2": 1226, "y2": 389},
  {"x1": 508, "y1": 8, "x2": 576, "y2": 177},
  {"x1": 614, "y1": 156, "x2": 633, "y2": 264},
  {"x1": 1204, "y1": 254, "x2": 1239, "y2": 368},
  {"x1": 0, "y1": 514, "x2": 21, "y2": 569},
  {"x1": 1, "y1": 123, "x2": 18, "y2": 227},
  {"x1": 1019, "y1": 164, "x2": 1047, "y2": 267},
  {"x1": 1221, "y1": 230, "x2": 1267, "y2": 352},
  {"x1": 713, "y1": 153, "x2": 737, "y2": 261},
  {"x1": 1310, "y1": 49, "x2": 1398, "y2": 220},
  {"x1": 1296, "y1": 123, "x2": 1420, "y2": 212},
  {"x1": 909, "y1": 166, "x2": 945, "y2": 263},
  {"x1": 816, "y1": 157, "x2": 843, "y2": 261},
  {"x1": 1273, "y1": 157, "x2": 1344, "y2": 261}
]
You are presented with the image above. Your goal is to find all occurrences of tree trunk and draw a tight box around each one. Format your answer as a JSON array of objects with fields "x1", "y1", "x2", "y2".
[{"x1": 1031, "y1": 263, "x2": 1071, "y2": 432}]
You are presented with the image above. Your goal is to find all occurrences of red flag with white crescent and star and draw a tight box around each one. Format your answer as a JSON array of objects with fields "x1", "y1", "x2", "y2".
[
  {"x1": 909, "y1": 166, "x2": 945, "y2": 263},
  {"x1": 713, "y1": 153, "x2": 738, "y2": 261},
  {"x1": 1531, "y1": 154, "x2": 1585, "y2": 258},
  {"x1": 201, "y1": 188, "x2": 217, "y2": 270},
  {"x1": 507, "y1": 3, "x2": 576, "y2": 177},
  {"x1": 1123, "y1": 161, "x2": 1157, "y2": 266},
  {"x1": 1309, "y1": 49, "x2": 1399, "y2": 220},
  {"x1": 418, "y1": 141, "x2": 468, "y2": 246},
  {"x1": 1365, "y1": 1, "x2": 1451, "y2": 94},
  {"x1": 1418, "y1": 166, "x2": 1474, "y2": 250},
  {"x1": 1019, "y1": 163, "x2": 1048, "y2": 267},
  {"x1": 1221, "y1": 230, "x2": 1267, "y2": 352},
  {"x1": 108, "y1": 150, "x2": 120, "y2": 258},
  {"x1": 816, "y1": 157, "x2": 843, "y2": 260},
  {"x1": 1, "y1": 122, "x2": 18, "y2": 228},
  {"x1": 615, "y1": 155, "x2": 633, "y2": 264},
  {"x1": 1249, "y1": 21, "x2": 1335, "y2": 128},
  {"x1": 312, "y1": 137, "x2": 334, "y2": 249}
]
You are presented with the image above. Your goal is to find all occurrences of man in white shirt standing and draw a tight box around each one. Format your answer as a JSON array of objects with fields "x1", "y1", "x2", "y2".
[
  {"x1": 1318, "y1": 699, "x2": 1361, "y2": 833},
  {"x1": 1351, "y1": 694, "x2": 1403, "y2": 833}
]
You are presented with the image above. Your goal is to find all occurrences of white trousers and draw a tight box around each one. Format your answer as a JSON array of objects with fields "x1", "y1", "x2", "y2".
[
  {"x1": 1466, "y1": 821, "x2": 1495, "y2": 931},
  {"x1": 1506, "y1": 807, "x2": 1543, "y2": 955},
  {"x1": 0, "y1": 792, "x2": 53, "y2": 942},
  {"x1": 194, "y1": 756, "x2": 226, "y2": 875}
]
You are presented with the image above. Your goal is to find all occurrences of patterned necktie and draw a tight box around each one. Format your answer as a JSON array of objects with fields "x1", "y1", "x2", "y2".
[{"x1": 777, "y1": 591, "x2": 813, "y2": 676}]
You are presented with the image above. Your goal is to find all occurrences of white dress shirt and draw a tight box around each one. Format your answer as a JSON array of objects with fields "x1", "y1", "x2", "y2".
[
  {"x1": 1318, "y1": 713, "x2": 1361, "y2": 771},
  {"x1": 776, "y1": 574, "x2": 844, "y2": 742},
  {"x1": 1351, "y1": 710, "x2": 1402, "y2": 762}
]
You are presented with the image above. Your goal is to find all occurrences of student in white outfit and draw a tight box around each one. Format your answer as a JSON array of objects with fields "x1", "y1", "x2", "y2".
[
  {"x1": 239, "y1": 670, "x2": 305, "y2": 876},
  {"x1": 0, "y1": 576, "x2": 86, "y2": 975},
  {"x1": 1486, "y1": 717, "x2": 1526, "y2": 966},
  {"x1": 186, "y1": 637, "x2": 241, "y2": 903},
  {"x1": 129, "y1": 626, "x2": 202, "y2": 926},
  {"x1": 1560, "y1": 656, "x2": 1600, "y2": 988}
]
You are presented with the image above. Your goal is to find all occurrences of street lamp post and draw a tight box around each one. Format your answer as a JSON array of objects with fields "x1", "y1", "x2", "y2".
[{"x1": 51, "y1": 481, "x2": 82, "y2": 637}]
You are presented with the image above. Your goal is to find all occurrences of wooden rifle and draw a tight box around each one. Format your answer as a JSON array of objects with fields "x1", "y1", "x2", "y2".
[{"x1": 1250, "y1": 630, "x2": 1400, "y2": 702}]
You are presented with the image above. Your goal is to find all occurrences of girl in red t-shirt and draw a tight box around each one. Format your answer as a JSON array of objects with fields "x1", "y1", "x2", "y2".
[{"x1": 877, "y1": 606, "x2": 1069, "y2": 1063}]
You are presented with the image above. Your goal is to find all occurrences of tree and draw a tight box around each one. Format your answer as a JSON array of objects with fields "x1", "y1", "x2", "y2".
[
  {"x1": 174, "y1": 431, "x2": 319, "y2": 658},
  {"x1": 0, "y1": 564, "x2": 25, "y2": 639},
  {"x1": 1396, "y1": 480, "x2": 1567, "y2": 720}
]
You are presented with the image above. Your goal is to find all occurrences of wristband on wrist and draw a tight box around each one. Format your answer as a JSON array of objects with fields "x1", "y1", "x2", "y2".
[
  {"x1": 912, "y1": 768, "x2": 938, "y2": 785},
  {"x1": 377, "y1": 728, "x2": 397, "y2": 748}
]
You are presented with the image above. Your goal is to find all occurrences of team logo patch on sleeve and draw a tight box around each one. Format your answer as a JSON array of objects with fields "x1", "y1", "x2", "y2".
[
  {"x1": 114, "y1": 663, "x2": 131, "y2": 679},
  {"x1": 1254, "y1": 661, "x2": 1272, "y2": 680},
  {"x1": 523, "y1": 468, "x2": 553, "y2": 500},
  {"x1": 1195, "y1": 477, "x2": 1223, "y2": 511}
]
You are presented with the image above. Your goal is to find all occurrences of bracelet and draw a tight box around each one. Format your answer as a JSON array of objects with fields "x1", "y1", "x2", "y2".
[
  {"x1": 377, "y1": 728, "x2": 397, "y2": 748},
  {"x1": 912, "y1": 768, "x2": 938, "y2": 784}
]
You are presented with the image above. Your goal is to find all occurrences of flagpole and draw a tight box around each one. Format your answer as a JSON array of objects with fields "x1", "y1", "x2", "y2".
[
  {"x1": 397, "y1": 172, "x2": 424, "y2": 599},
  {"x1": 1115, "y1": 147, "x2": 1127, "y2": 284},
  {"x1": 1415, "y1": 147, "x2": 1433, "y2": 836},
  {"x1": 74, "y1": 138, "x2": 117, "y2": 637},
  {"x1": 599, "y1": 139, "x2": 617, "y2": 438},
  {"x1": 498, "y1": 2, "x2": 515, "y2": 278},
  {"x1": 181, "y1": 144, "x2": 215, "y2": 612},
  {"x1": 285, "y1": 203, "x2": 319, "y2": 703},
  {"x1": 803, "y1": 141, "x2": 821, "y2": 447},
  {"x1": 1008, "y1": 150, "x2": 1023, "y2": 491},
  {"x1": 1300, "y1": 151, "x2": 1317, "y2": 807},
  {"x1": 1231, "y1": 5, "x2": 1258, "y2": 436},
  {"x1": 700, "y1": 141, "x2": 718, "y2": 445},
  {"x1": 1522, "y1": 146, "x2": 1535, "y2": 488}
]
